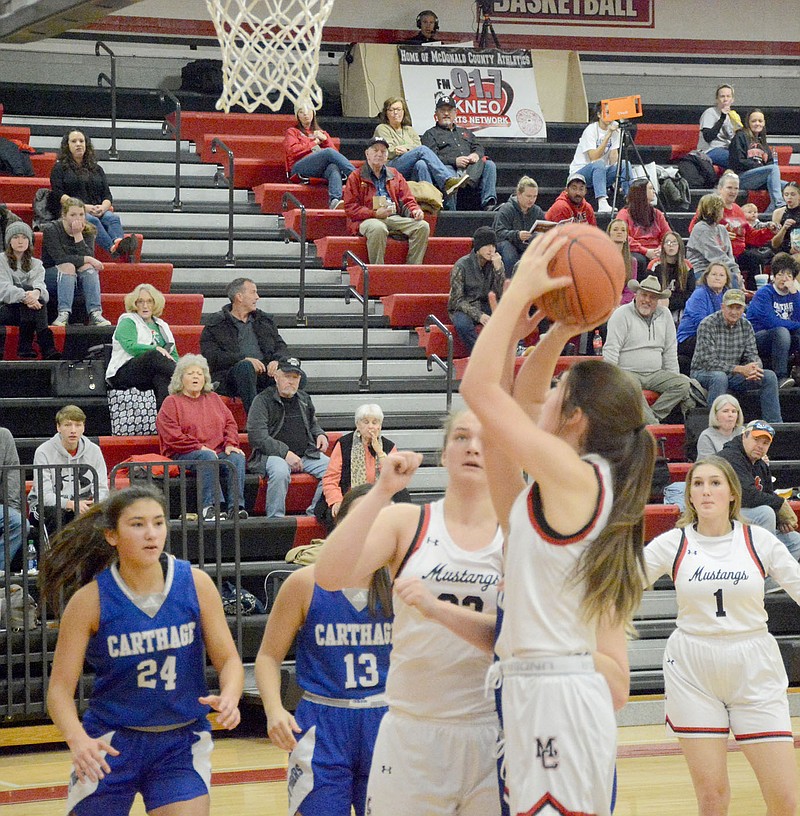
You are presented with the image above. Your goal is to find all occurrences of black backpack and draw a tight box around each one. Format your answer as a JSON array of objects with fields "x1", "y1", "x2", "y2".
[
  {"x1": 677, "y1": 151, "x2": 718, "y2": 189},
  {"x1": 0, "y1": 137, "x2": 34, "y2": 177},
  {"x1": 32, "y1": 188, "x2": 57, "y2": 230},
  {"x1": 660, "y1": 174, "x2": 691, "y2": 211}
]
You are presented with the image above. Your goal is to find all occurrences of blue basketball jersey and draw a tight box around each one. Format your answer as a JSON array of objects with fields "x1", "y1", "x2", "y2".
[
  {"x1": 83, "y1": 555, "x2": 209, "y2": 734},
  {"x1": 295, "y1": 585, "x2": 392, "y2": 699}
]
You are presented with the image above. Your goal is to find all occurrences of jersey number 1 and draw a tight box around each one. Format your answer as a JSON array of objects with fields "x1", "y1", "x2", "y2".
[{"x1": 713, "y1": 588, "x2": 727, "y2": 618}]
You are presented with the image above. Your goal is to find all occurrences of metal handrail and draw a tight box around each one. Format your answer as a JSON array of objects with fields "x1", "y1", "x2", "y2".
[
  {"x1": 342, "y1": 250, "x2": 370, "y2": 391},
  {"x1": 424, "y1": 315, "x2": 455, "y2": 410},
  {"x1": 211, "y1": 137, "x2": 236, "y2": 266},
  {"x1": 281, "y1": 192, "x2": 308, "y2": 324},
  {"x1": 159, "y1": 89, "x2": 183, "y2": 211},
  {"x1": 95, "y1": 41, "x2": 118, "y2": 160}
]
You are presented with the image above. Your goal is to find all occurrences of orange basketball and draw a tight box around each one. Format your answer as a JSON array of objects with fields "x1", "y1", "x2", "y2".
[{"x1": 534, "y1": 223, "x2": 626, "y2": 326}]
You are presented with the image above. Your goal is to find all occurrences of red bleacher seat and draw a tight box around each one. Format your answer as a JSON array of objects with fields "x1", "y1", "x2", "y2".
[
  {"x1": 255, "y1": 182, "x2": 328, "y2": 213},
  {"x1": 101, "y1": 262, "x2": 173, "y2": 294},
  {"x1": 0, "y1": 125, "x2": 31, "y2": 142},
  {"x1": 644, "y1": 504, "x2": 680, "y2": 541},
  {"x1": 30, "y1": 153, "x2": 56, "y2": 176},
  {"x1": 416, "y1": 324, "x2": 471, "y2": 360},
  {"x1": 170, "y1": 325, "x2": 203, "y2": 355},
  {"x1": 348, "y1": 264, "x2": 452, "y2": 297},
  {"x1": 8, "y1": 203, "x2": 32, "y2": 225},
  {"x1": 0, "y1": 177, "x2": 50, "y2": 205},
  {"x1": 166, "y1": 112, "x2": 297, "y2": 145},
  {"x1": 284, "y1": 209, "x2": 350, "y2": 241},
  {"x1": 220, "y1": 395, "x2": 247, "y2": 432},
  {"x1": 668, "y1": 462, "x2": 692, "y2": 481},
  {"x1": 101, "y1": 293, "x2": 203, "y2": 324},
  {"x1": 383, "y1": 294, "x2": 449, "y2": 328},
  {"x1": 648, "y1": 424, "x2": 686, "y2": 461},
  {"x1": 197, "y1": 133, "x2": 340, "y2": 163},
  {"x1": 315, "y1": 236, "x2": 471, "y2": 268}
]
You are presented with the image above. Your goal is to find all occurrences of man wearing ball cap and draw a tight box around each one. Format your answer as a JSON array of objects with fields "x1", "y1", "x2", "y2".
[
  {"x1": 691, "y1": 287, "x2": 783, "y2": 423},
  {"x1": 545, "y1": 172, "x2": 597, "y2": 226},
  {"x1": 343, "y1": 136, "x2": 429, "y2": 265},
  {"x1": 603, "y1": 274, "x2": 698, "y2": 424},
  {"x1": 447, "y1": 226, "x2": 505, "y2": 353}
]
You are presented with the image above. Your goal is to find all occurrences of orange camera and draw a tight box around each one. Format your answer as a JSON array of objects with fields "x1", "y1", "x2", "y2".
[{"x1": 600, "y1": 95, "x2": 642, "y2": 123}]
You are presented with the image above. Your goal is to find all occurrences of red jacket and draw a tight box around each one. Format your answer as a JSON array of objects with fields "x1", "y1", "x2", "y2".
[
  {"x1": 343, "y1": 163, "x2": 422, "y2": 235},
  {"x1": 688, "y1": 202, "x2": 772, "y2": 256},
  {"x1": 617, "y1": 206, "x2": 671, "y2": 254},
  {"x1": 283, "y1": 126, "x2": 335, "y2": 173},
  {"x1": 545, "y1": 191, "x2": 597, "y2": 226}
]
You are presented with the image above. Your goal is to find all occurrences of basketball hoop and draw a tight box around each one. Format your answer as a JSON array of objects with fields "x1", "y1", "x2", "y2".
[{"x1": 206, "y1": 0, "x2": 335, "y2": 113}]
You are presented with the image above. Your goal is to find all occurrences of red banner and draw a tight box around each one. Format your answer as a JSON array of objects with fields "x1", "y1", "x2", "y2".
[{"x1": 489, "y1": 0, "x2": 654, "y2": 27}]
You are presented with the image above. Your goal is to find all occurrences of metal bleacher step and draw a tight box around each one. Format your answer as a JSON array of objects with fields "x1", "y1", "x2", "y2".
[
  {"x1": 140, "y1": 238, "x2": 305, "y2": 259},
  {"x1": 120, "y1": 212, "x2": 280, "y2": 232}
]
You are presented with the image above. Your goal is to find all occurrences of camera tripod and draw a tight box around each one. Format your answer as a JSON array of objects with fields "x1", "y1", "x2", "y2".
[
  {"x1": 610, "y1": 122, "x2": 665, "y2": 213},
  {"x1": 476, "y1": 7, "x2": 501, "y2": 49}
]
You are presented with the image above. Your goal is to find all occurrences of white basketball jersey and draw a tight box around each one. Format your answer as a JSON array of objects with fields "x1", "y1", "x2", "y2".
[
  {"x1": 496, "y1": 455, "x2": 613, "y2": 660},
  {"x1": 386, "y1": 499, "x2": 503, "y2": 720},
  {"x1": 644, "y1": 521, "x2": 800, "y2": 635}
]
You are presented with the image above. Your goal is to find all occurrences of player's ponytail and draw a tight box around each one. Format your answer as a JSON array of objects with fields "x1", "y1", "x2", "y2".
[{"x1": 560, "y1": 361, "x2": 656, "y2": 627}]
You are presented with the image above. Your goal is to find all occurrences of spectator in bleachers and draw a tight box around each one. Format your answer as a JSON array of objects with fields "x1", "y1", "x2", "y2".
[
  {"x1": 696, "y1": 84, "x2": 741, "y2": 169},
  {"x1": 745, "y1": 253, "x2": 800, "y2": 388},
  {"x1": 676, "y1": 261, "x2": 731, "y2": 372},
  {"x1": 246, "y1": 357, "x2": 329, "y2": 519},
  {"x1": 317, "y1": 403, "x2": 410, "y2": 532},
  {"x1": 696, "y1": 394, "x2": 744, "y2": 458},
  {"x1": 156, "y1": 354, "x2": 247, "y2": 522},
  {"x1": 421, "y1": 96, "x2": 497, "y2": 211},
  {"x1": 343, "y1": 136, "x2": 429, "y2": 264},
  {"x1": 686, "y1": 193, "x2": 743, "y2": 288},
  {"x1": 544, "y1": 173, "x2": 596, "y2": 226},
  {"x1": 41, "y1": 197, "x2": 110, "y2": 327},
  {"x1": 771, "y1": 181, "x2": 800, "y2": 257},
  {"x1": 284, "y1": 103, "x2": 356, "y2": 210},
  {"x1": 0, "y1": 204, "x2": 21, "y2": 249},
  {"x1": 691, "y1": 289, "x2": 782, "y2": 424},
  {"x1": 0, "y1": 222, "x2": 59, "y2": 360},
  {"x1": 374, "y1": 97, "x2": 467, "y2": 199},
  {"x1": 718, "y1": 420, "x2": 800, "y2": 559},
  {"x1": 606, "y1": 219, "x2": 635, "y2": 302},
  {"x1": 729, "y1": 110, "x2": 786, "y2": 215},
  {"x1": 28, "y1": 404, "x2": 109, "y2": 533},
  {"x1": 49, "y1": 130, "x2": 138, "y2": 259},
  {"x1": 603, "y1": 275, "x2": 696, "y2": 424},
  {"x1": 617, "y1": 178, "x2": 671, "y2": 278},
  {"x1": 200, "y1": 277, "x2": 289, "y2": 414},
  {"x1": 105, "y1": 284, "x2": 179, "y2": 408},
  {"x1": 648, "y1": 231, "x2": 695, "y2": 326},
  {"x1": 689, "y1": 172, "x2": 774, "y2": 289},
  {"x1": 0, "y1": 425, "x2": 22, "y2": 577},
  {"x1": 492, "y1": 176, "x2": 545, "y2": 277},
  {"x1": 568, "y1": 101, "x2": 630, "y2": 214},
  {"x1": 447, "y1": 226, "x2": 505, "y2": 355}
]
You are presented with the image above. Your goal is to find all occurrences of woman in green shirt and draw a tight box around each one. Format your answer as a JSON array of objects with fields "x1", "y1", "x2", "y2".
[{"x1": 106, "y1": 284, "x2": 178, "y2": 407}]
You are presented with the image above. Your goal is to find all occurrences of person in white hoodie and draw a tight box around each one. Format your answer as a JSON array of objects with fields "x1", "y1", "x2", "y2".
[
  {"x1": 105, "y1": 284, "x2": 178, "y2": 407},
  {"x1": 28, "y1": 404, "x2": 108, "y2": 533},
  {"x1": 603, "y1": 274, "x2": 697, "y2": 424}
]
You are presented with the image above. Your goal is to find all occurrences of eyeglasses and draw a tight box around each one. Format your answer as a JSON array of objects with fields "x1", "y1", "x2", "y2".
[
  {"x1": 135, "y1": 298, "x2": 155, "y2": 305},
  {"x1": 663, "y1": 239, "x2": 679, "y2": 246}
]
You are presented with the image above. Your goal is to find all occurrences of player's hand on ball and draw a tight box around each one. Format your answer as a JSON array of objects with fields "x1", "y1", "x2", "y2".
[
  {"x1": 377, "y1": 450, "x2": 423, "y2": 494},
  {"x1": 510, "y1": 230, "x2": 571, "y2": 302}
]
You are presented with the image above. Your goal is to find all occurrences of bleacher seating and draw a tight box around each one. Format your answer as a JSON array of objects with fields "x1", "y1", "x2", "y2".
[{"x1": 315, "y1": 235, "x2": 471, "y2": 267}]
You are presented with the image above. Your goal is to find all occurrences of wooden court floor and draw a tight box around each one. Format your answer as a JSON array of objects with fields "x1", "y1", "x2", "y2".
[{"x1": 3, "y1": 716, "x2": 800, "y2": 814}]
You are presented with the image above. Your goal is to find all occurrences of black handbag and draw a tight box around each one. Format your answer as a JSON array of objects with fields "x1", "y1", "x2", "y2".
[{"x1": 51, "y1": 359, "x2": 107, "y2": 396}]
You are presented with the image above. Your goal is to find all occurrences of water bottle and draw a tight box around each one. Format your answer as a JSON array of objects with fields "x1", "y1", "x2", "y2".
[
  {"x1": 26, "y1": 539, "x2": 38, "y2": 575},
  {"x1": 592, "y1": 329, "x2": 603, "y2": 356}
]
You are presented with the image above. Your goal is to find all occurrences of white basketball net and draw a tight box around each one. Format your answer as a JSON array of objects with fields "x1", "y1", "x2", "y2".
[{"x1": 207, "y1": 0, "x2": 335, "y2": 113}]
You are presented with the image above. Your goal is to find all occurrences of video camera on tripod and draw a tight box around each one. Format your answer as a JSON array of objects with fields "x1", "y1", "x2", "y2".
[{"x1": 599, "y1": 94, "x2": 642, "y2": 126}]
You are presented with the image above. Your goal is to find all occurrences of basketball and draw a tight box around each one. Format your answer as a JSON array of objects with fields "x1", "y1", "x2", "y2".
[{"x1": 534, "y1": 223, "x2": 626, "y2": 326}]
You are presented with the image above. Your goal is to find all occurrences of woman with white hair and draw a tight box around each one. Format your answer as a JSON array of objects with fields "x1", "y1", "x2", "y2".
[
  {"x1": 156, "y1": 354, "x2": 247, "y2": 522},
  {"x1": 696, "y1": 394, "x2": 745, "y2": 458},
  {"x1": 317, "y1": 403, "x2": 408, "y2": 530},
  {"x1": 106, "y1": 283, "x2": 178, "y2": 407},
  {"x1": 283, "y1": 103, "x2": 356, "y2": 210}
]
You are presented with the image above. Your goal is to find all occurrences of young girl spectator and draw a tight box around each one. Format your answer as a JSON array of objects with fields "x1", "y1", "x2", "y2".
[
  {"x1": 461, "y1": 231, "x2": 655, "y2": 815},
  {"x1": 648, "y1": 231, "x2": 695, "y2": 326},
  {"x1": 256, "y1": 484, "x2": 392, "y2": 816},
  {"x1": 0, "y1": 222, "x2": 59, "y2": 359},
  {"x1": 729, "y1": 109, "x2": 786, "y2": 215},
  {"x1": 606, "y1": 218, "x2": 635, "y2": 303},
  {"x1": 617, "y1": 178, "x2": 671, "y2": 277},
  {"x1": 644, "y1": 457, "x2": 800, "y2": 816},
  {"x1": 41, "y1": 197, "x2": 110, "y2": 327},
  {"x1": 41, "y1": 485, "x2": 244, "y2": 815},
  {"x1": 50, "y1": 129, "x2": 138, "y2": 259},
  {"x1": 568, "y1": 102, "x2": 630, "y2": 214},
  {"x1": 771, "y1": 181, "x2": 800, "y2": 257},
  {"x1": 686, "y1": 194, "x2": 743, "y2": 288},
  {"x1": 284, "y1": 103, "x2": 356, "y2": 210},
  {"x1": 315, "y1": 410, "x2": 503, "y2": 816}
]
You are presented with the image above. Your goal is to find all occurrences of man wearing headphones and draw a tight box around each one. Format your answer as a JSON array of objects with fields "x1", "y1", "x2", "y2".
[{"x1": 405, "y1": 10, "x2": 441, "y2": 44}]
